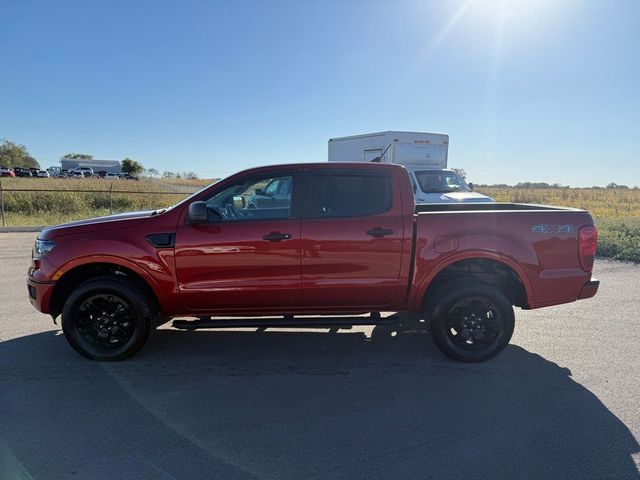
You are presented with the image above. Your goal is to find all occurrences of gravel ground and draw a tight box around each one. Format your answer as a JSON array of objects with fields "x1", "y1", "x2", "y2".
[{"x1": 1, "y1": 232, "x2": 638, "y2": 479}]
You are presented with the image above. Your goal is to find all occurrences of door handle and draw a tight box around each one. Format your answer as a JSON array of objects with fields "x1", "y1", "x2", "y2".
[
  {"x1": 366, "y1": 227, "x2": 394, "y2": 238},
  {"x1": 262, "y1": 232, "x2": 292, "y2": 242}
]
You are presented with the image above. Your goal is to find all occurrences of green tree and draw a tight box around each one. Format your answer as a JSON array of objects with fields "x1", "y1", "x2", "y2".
[
  {"x1": 61, "y1": 153, "x2": 94, "y2": 160},
  {"x1": 179, "y1": 171, "x2": 199, "y2": 180},
  {"x1": 121, "y1": 158, "x2": 144, "y2": 176},
  {"x1": 451, "y1": 168, "x2": 467, "y2": 180},
  {"x1": 606, "y1": 182, "x2": 629, "y2": 189},
  {"x1": 0, "y1": 139, "x2": 40, "y2": 169}
]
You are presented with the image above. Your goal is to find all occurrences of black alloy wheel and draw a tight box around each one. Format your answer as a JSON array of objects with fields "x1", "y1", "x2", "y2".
[
  {"x1": 74, "y1": 294, "x2": 136, "y2": 350},
  {"x1": 428, "y1": 283, "x2": 515, "y2": 362},
  {"x1": 62, "y1": 276, "x2": 155, "y2": 361}
]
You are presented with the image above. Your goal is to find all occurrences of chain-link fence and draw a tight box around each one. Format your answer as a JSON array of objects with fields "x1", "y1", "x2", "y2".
[{"x1": 0, "y1": 183, "x2": 197, "y2": 227}]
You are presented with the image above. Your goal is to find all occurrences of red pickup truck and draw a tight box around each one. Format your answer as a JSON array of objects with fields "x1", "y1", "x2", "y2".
[{"x1": 27, "y1": 163, "x2": 599, "y2": 362}]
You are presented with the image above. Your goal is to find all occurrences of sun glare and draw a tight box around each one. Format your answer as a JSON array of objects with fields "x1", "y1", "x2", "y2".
[{"x1": 465, "y1": 0, "x2": 558, "y2": 24}]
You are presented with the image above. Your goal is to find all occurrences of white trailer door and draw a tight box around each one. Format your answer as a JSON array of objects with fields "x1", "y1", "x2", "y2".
[{"x1": 363, "y1": 148, "x2": 383, "y2": 162}]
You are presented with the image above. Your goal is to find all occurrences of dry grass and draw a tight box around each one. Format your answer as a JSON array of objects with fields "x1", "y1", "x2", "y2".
[
  {"x1": 158, "y1": 178, "x2": 215, "y2": 188},
  {"x1": 0, "y1": 177, "x2": 212, "y2": 193},
  {"x1": 477, "y1": 187, "x2": 640, "y2": 224},
  {"x1": 0, "y1": 177, "x2": 194, "y2": 226}
]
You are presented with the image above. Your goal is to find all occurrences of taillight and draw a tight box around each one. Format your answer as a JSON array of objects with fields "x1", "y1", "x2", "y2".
[{"x1": 578, "y1": 225, "x2": 597, "y2": 272}]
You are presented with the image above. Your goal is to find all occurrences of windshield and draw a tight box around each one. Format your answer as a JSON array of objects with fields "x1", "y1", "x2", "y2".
[{"x1": 414, "y1": 170, "x2": 470, "y2": 194}]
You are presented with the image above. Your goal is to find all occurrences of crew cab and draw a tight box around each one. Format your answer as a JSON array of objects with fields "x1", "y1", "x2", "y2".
[{"x1": 27, "y1": 163, "x2": 599, "y2": 362}]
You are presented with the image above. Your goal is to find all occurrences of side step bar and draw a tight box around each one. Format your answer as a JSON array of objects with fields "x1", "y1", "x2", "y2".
[{"x1": 172, "y1": 313, "x2": 399, "y2": 331}]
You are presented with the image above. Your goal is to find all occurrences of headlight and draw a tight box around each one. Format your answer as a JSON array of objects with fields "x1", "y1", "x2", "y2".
[{"x1": 33, "y1": 239, "x2": 56, "y2": 258}]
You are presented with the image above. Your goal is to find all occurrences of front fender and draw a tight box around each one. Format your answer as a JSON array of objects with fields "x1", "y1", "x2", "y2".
[
  {"x1": 47, "y1": 233, "x2": 178, "y2": 312},
  {"x1": 52, "y1": 254, "x2": 169, "y2": 306}
]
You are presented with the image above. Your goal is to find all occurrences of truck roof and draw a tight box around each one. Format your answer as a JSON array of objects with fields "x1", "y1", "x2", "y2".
[{"x1": 235, "y1": 162, "x2": 407, "y2": 176}]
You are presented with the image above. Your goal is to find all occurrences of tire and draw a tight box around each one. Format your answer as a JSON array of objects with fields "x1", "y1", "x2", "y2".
[
  {"x1": 427, "y1": 282, "x2": 515, "y2": 362},
  {"x1": 61, "y1": 275, "x2": 155, "y2": 361}
]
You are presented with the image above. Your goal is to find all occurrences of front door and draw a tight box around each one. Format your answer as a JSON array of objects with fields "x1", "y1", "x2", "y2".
[
  {"x1": 300, "y1": 169, "x2": 405, "y2": 309},
  {"x1": 175, "y1": 171, "x2": 301, "y2": 312}
]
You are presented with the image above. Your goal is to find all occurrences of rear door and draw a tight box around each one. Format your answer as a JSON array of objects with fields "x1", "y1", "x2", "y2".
[{"x1": 299, "y1": 169, "x2": 405, "y2": 308}]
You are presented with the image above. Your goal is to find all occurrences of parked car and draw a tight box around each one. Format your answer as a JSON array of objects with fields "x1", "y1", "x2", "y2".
[
  {"x1": 36, "y1": 170, "x2": 50, "y2": 178},
  {"x1": 27, "y1": 162, "x2": 599, "y2": 362},
  {"x1": 0, "y1": 167, "x2": 16, "y2": 177},
  {"x1": 105, "y1": 173, "x2": 120, "y2": 180},
  {"x1": 14, "y1": 167, "x2": 33, "y2": 177},
  {"x1": 118, "y1": 173, "x2": 138, "y2": 180},
  {"x1": 69, "y1": 167, "x2": 94, "y2": 177}
]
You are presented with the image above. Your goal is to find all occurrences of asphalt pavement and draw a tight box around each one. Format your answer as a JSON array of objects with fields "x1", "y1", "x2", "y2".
[{"x1": 1, "y1": 232, "x2": 639, "y2": 479}]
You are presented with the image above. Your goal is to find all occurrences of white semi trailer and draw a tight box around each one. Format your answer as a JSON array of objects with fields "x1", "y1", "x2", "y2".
[{"x1": 328, "y1": 131, "x2": 493, "y2": 203}]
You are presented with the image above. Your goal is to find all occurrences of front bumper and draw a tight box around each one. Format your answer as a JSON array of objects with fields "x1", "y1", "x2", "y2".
[
  {"x1": 27, "y1": 278, "x2": 55, "y2": 314},
  {"x1": 578, "y1": 278, "x2": 600, "y2": 300}
]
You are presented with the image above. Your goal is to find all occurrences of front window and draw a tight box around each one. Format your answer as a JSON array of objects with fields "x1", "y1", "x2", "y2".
[
  {"x1": 414, "y1": 171, "x2": 470, "y2": 194},
  {"x1": 203, "y1": 174, "x2": 294, "y2": 221}
]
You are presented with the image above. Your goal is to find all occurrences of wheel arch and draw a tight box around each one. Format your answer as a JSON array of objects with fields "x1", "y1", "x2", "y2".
[
  {"x1": 413, "y1": 252, "x2": 534, "y2": 310},
  {"x1": 49, "y1": 258, "x2": 164, "y2": 319}
]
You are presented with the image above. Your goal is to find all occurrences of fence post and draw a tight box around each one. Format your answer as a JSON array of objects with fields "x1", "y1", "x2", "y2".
[
  {"x1": 0, "y1": 180, "x2": 5, "y2": 227},
  {"x1": 109, "y1": 182, "x2": 113, "y2": 215}
]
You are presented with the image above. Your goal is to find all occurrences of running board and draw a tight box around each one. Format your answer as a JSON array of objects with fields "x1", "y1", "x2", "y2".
[{"x1": 172, "y1": 313, "x2": 399, "y2": 331}]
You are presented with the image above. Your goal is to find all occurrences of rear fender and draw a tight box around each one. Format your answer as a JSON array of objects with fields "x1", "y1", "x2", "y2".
[{"x1": 410, "y1": 250, "x2": 534, "y2": 310}]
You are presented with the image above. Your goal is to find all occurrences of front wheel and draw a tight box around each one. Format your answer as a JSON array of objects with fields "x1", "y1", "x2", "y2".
[
  {"x1": 61, "y1": 275, "x2": 155, "y2": 361},
  {"x1": 428, "y1": 283, "x2": 515, "y2": 362}
]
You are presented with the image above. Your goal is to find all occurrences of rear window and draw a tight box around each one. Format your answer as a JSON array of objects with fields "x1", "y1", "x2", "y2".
[{"x1": 305, "y1": 173, "x2": 392, "y2": 218}]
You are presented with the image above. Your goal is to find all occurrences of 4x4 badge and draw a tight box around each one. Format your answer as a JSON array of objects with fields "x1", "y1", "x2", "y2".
[{"x1": 531, "y1": 224, "x2": 574, "y2": 234}]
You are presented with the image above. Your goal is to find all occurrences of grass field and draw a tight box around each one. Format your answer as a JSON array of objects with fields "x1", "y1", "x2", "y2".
[
  {"x1": 159, "y1": 177, "x2": 213, "y2": 188},
  {"x1": 478, "y1": 187, "x2": 640, "y2": 262},
  {"x1": 0, "y1": 177, "x2": 214, "y2": 227},
  {"x1": 1, "y1": 179, "x2": 637, "y2": 262}
]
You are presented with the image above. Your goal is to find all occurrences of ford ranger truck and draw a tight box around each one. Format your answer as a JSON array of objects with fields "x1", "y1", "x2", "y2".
[{"x1": 27, "y1": 163, "x2": 599, "y2": 362}]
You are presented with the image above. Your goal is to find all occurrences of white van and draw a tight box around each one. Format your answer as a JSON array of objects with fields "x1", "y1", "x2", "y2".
[{"x1": 328, "y1": 131, "x2": 493, "y2": 203}]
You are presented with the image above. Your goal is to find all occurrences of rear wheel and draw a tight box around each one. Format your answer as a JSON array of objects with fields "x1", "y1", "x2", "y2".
[
  {"x1": 428, "y1": 283, "x2": 514, "y2": 362},
  {"x1": 61, "y1": 276, "x2": 155, "y2": 361}
]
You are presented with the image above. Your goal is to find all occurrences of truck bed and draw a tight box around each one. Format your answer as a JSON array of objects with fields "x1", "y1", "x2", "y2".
[
  {"x1": 415, "y1": 202, "x2": 581, "y2": 213},
  {"x1": 410, "y1": 203, "x2": 596, "y2": 310}
]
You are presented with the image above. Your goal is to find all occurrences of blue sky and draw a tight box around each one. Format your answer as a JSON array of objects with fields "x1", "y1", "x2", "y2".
[{"x1": 1, "y1": 0, "x2": 638, "y2": 186}]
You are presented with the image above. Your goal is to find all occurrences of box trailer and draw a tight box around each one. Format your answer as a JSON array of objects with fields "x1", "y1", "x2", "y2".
[{"x1": 328, "y1": 131, "x2": 449, "y2": 168}]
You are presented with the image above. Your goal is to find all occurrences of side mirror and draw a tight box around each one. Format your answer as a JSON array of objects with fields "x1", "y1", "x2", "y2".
[
  {"x1": 255, "y1": 188, "x2": 265, "y2": 196},
  {"x1": 233, "y1": 195, "x2": 246, "y2": 209},
  {"x1": 468, "y1": 182, "x2": 475, "y2": 191},
  {"x1": 187, "y1": 201, "x2": 208, "y2": 224}
]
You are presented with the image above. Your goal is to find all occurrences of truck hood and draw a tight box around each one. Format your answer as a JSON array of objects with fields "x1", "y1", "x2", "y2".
[
  {"x1": 416, "y1": 191, "x2": 494, "y2": 204},
  {"x1": 39, "y1": 210, "x2": 155, "y2": 240}
]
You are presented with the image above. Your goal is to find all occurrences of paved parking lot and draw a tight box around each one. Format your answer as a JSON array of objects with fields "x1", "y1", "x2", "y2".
[{"x1": 1, "y1": 232, "x2": 639, "y2": 479}]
